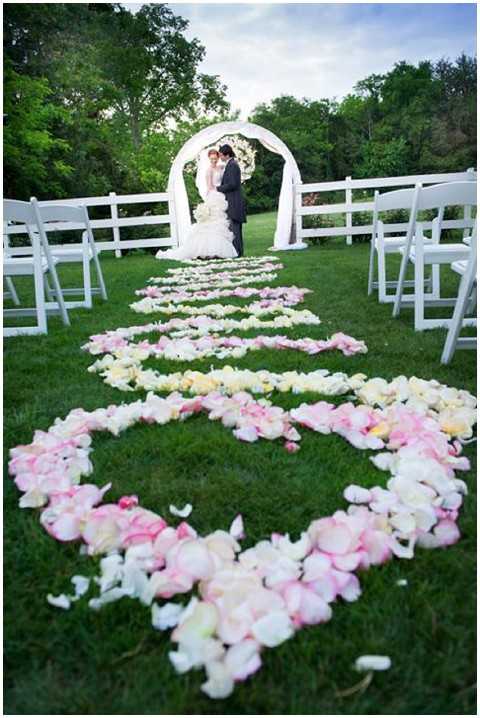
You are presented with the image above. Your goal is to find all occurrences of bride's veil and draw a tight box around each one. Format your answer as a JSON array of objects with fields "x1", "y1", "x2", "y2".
[{"x1": 195, "y1": 149, "x2": 210, "y2": 201}]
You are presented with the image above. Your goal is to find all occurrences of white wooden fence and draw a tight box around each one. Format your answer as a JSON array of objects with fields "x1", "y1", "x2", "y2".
[
  {"x1": 295, "y1": 168, "x2": 477, "y2": 245},
  {"x1": 5, "y1": 191, "x2": 177, "y2": 257},
  {"x1": 5, "y1": 170, "x2": 477, "y2": 256}
]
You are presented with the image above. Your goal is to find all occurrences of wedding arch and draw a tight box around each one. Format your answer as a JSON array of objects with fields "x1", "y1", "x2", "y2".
[{"x1": 168, "y1": 121, "x2": 305, "y2": 250}]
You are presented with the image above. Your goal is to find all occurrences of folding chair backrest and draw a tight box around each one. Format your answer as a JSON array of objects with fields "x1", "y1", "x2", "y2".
[
  {"x1": 372, "y1": 185, "x2": 421, "y2": 246},
  {"x1": 3, "y1": 199, "x2": 41, "y2": 253},
  {"x1": 31, "y1": 198, "x2": 99, "y2": 260},
  {"x1": 376, "y1": 187, "x2": 419, "y2": 212},
  {"x1": 33, "y1": 202, "x2": 87, "y2": 225},
  {"x1": 4, "y1": 199, "x2": 37, "y2": 225},
  {"x1": 416, "y1": 181, "x2": 477, "y2": 211}
]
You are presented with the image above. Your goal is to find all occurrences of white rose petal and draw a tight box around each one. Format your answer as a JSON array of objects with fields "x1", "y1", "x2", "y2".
[
  {"x1": 251, "y1": 610, "x2": 294, "y2": 647},
  {"x1": 152, "y1": 602, "x2": 185, "y2": 631},
  {"x1": 169, "y1": 649, "x2": 193, "y2": 674},
  {"x1": 355, "y1": 655, "x2": 391, "y2": 672},
  {"x1": 71, "y1": 575, "x2": 90, "y2": 599},
  {"x1": 169, "y1": 503, "x2": 193, "y2": 518},
  {"x1": 88, "y1": 587, "x2": 129, "y2": 610},
  {"x1": 344, "y1": 485, "x2": 372, "y2": 504},
  {"x1": 229, "y1": 514, "x2": 245, "y2": 540},
  {"x1": 47, "y1": 593, "x2": 71, "y2": 610},
  {"x1": 201, "y1": 660, "x2": 234, "y2": 699}
]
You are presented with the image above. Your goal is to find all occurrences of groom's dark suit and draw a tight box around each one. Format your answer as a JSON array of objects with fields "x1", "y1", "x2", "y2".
[{"x1": 217, "y1": 158, "x2": 246, "y2": 257}]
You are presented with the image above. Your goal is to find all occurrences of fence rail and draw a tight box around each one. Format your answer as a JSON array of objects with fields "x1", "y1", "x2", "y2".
[
  {"x1": 296, "y1": 168, "x2": 477, "y2": 245},
  {"x1": 5, "y1": 191, "x2": 177, "y2": 257}
]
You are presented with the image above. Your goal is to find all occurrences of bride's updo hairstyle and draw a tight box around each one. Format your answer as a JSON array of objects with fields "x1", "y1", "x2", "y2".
[
  {"x1": 219, "y1": 144, "x2": 235, "y2": 158},
  {"x1": 208, "y1": 149, "x2": 219, "y2": 159}
]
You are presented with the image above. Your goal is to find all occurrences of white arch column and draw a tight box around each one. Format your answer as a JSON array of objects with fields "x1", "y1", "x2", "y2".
[{"x1": 167, "y1": 121, "x2": 306, "y2": 250}]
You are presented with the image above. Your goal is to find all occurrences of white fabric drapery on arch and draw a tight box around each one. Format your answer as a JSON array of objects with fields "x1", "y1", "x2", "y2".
[{"x1": 167, "y1": 121, "x2": 306, "y2": 250}]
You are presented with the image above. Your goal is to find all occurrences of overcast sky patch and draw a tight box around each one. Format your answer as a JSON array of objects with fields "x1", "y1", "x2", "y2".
[{"x1": 125, "y1": 3, "x2": 476, "y2": 117}]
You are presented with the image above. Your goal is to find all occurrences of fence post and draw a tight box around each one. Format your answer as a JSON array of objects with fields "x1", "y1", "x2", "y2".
[
  {"x1": 295, "y1": 184, "x2": 303, "y2": 246},
  {"x1": 345, "y1": 176, "x2": 352, "y2": 245},
  {"x1": 290, "y1": 187, "x2": 297, "y2": 245},
  {"x1": 463, "y1": 167, "x2": 476, "y2": 240},
  {"x1": 109, "y1": 191, "x2": 122, "y2": 258}
]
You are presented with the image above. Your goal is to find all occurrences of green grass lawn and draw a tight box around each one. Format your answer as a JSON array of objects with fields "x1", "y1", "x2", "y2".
[{"x1": 4, "y1": 211, "x2": 476, "y2": 715}]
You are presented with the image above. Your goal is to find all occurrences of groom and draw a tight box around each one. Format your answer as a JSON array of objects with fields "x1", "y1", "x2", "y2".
[{"x1": 217, "y1": 144, "x2": 246, "y2": 257}]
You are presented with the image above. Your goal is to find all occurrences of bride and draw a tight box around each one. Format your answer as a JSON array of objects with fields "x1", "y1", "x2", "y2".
[{"x1": 156, "y1": 149, "x2": 237, "y2": 261}]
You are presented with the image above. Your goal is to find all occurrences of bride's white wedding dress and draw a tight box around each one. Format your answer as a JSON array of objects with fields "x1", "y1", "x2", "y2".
[{"x1": 156, "y1": 166, "x2": 237, "y2": 261}]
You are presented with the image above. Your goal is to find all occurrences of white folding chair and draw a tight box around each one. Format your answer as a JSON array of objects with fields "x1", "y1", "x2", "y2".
[
  {"x1": 31, "y1": 198, "x2": 108, "y2": 310},
  {"x1": 3, "y1": 199, "x2": 70, "y2": 336},
  {"x1": 441, "y1": 225, "x2": 477, "y2": 364},
  {"x1": 367, "y1": 186, "x2": 436, "y2": 303},
  {"x1": 393, "y1": 181, "x2": 476, "y2": 330}
]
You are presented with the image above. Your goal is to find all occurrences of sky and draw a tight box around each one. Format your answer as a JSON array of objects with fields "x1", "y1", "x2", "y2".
[{"x1": 125, "y1": 3, "x2": 477, "y2": 118}]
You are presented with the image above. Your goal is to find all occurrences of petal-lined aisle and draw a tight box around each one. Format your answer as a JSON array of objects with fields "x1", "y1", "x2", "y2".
[{"x1": 8, "y1": 254, "x2": 477, "y2": 700}]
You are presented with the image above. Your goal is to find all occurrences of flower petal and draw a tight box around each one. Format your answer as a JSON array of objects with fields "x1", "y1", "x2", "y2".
[
  {"x1": 355, "y1": 655, "x2": 391, "y2": 671},
  {"x1": 169, "y1": 503, "x2": 193, "y2": 518},
  {"x1": 47, "y1": 593, "x2": 71, "y2": 610}
]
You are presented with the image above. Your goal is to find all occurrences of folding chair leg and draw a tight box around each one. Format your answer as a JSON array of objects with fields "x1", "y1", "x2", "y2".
[
  {"x1": 467, "y1": 284, "x2": 476, "y2": 314},
  {"x1": 414, "y1": 258, "x2": 425, "y2": 331},
  {"x1": 431, "y1": 263, "x2": 441, "y2": 299},
  {"x1": 34, "y1": 267, "x2": 48, "y2": 334},
  {"x1": 48, "y1": 266, "x2": 71, "y2": 326},
  {"x1": 93, "y1": 251, "x2": 108, "y2": 301},
  {"x1": 367, "y1": 242, "x2": 375, "y2": 295},
  {"x1": 82, "y1": 247, "x2": 93, "y2": 309},
  {"x1": 44, "y1": 274, "x2": 54, "y2": 300},
  {"x1": 377, "y1": 249, "x2": 388, "y2": 302},
  {"x1": 5, "y1": 277, "x2": 20, "y2": 306},
  {"x1": 441, "y1": 278, "x2": 476, "y2": 364},
  {"x1": 393, "y1": 250, "x2": 410, "y2": 318}
]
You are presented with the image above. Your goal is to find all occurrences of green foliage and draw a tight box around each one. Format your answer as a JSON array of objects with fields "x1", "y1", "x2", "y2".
[
  {"x1": 342, "y1": 58, "x2": 476, "y2": 176},
  {"x1": 3, "y1": 3, "x2": 230, "y2": 199},
  {"x1": 94, "y1": 5, "x2": 229, "y2": 149},
  {"x1": 246, "y1": 56, "x2": 475, "y2": 212},
  {"x1": 357, "y1": 138, "x2": 410, "y2": 178},
  {"x1": 3, "y1": 62, "x2": 73, "y2": 198}
]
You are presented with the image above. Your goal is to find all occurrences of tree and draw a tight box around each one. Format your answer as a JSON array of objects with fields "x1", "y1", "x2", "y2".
[
  {"x1": 95, "y1": 5, "x2": 229, "y2": 151},
  {"x1": 357, "y1": 138, "x2": 409, "y2": 178},
  {"x1": 3, "y1": 61, "x2": 73, "y2": 198},
  {"x1": 353, "y1": 73, "x2": 385, "y2": 140},
  {"x1": 3, "y1": 3, "x2": 230, "y2": 198},
  {"x1": 247, "y1": 96, "x2": 336, "y2": 211}
]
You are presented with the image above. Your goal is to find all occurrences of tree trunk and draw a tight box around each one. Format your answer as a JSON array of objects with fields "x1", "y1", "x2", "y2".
[{"x1": 130, "y1": 113, "x2": 141, "y2": 150}]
